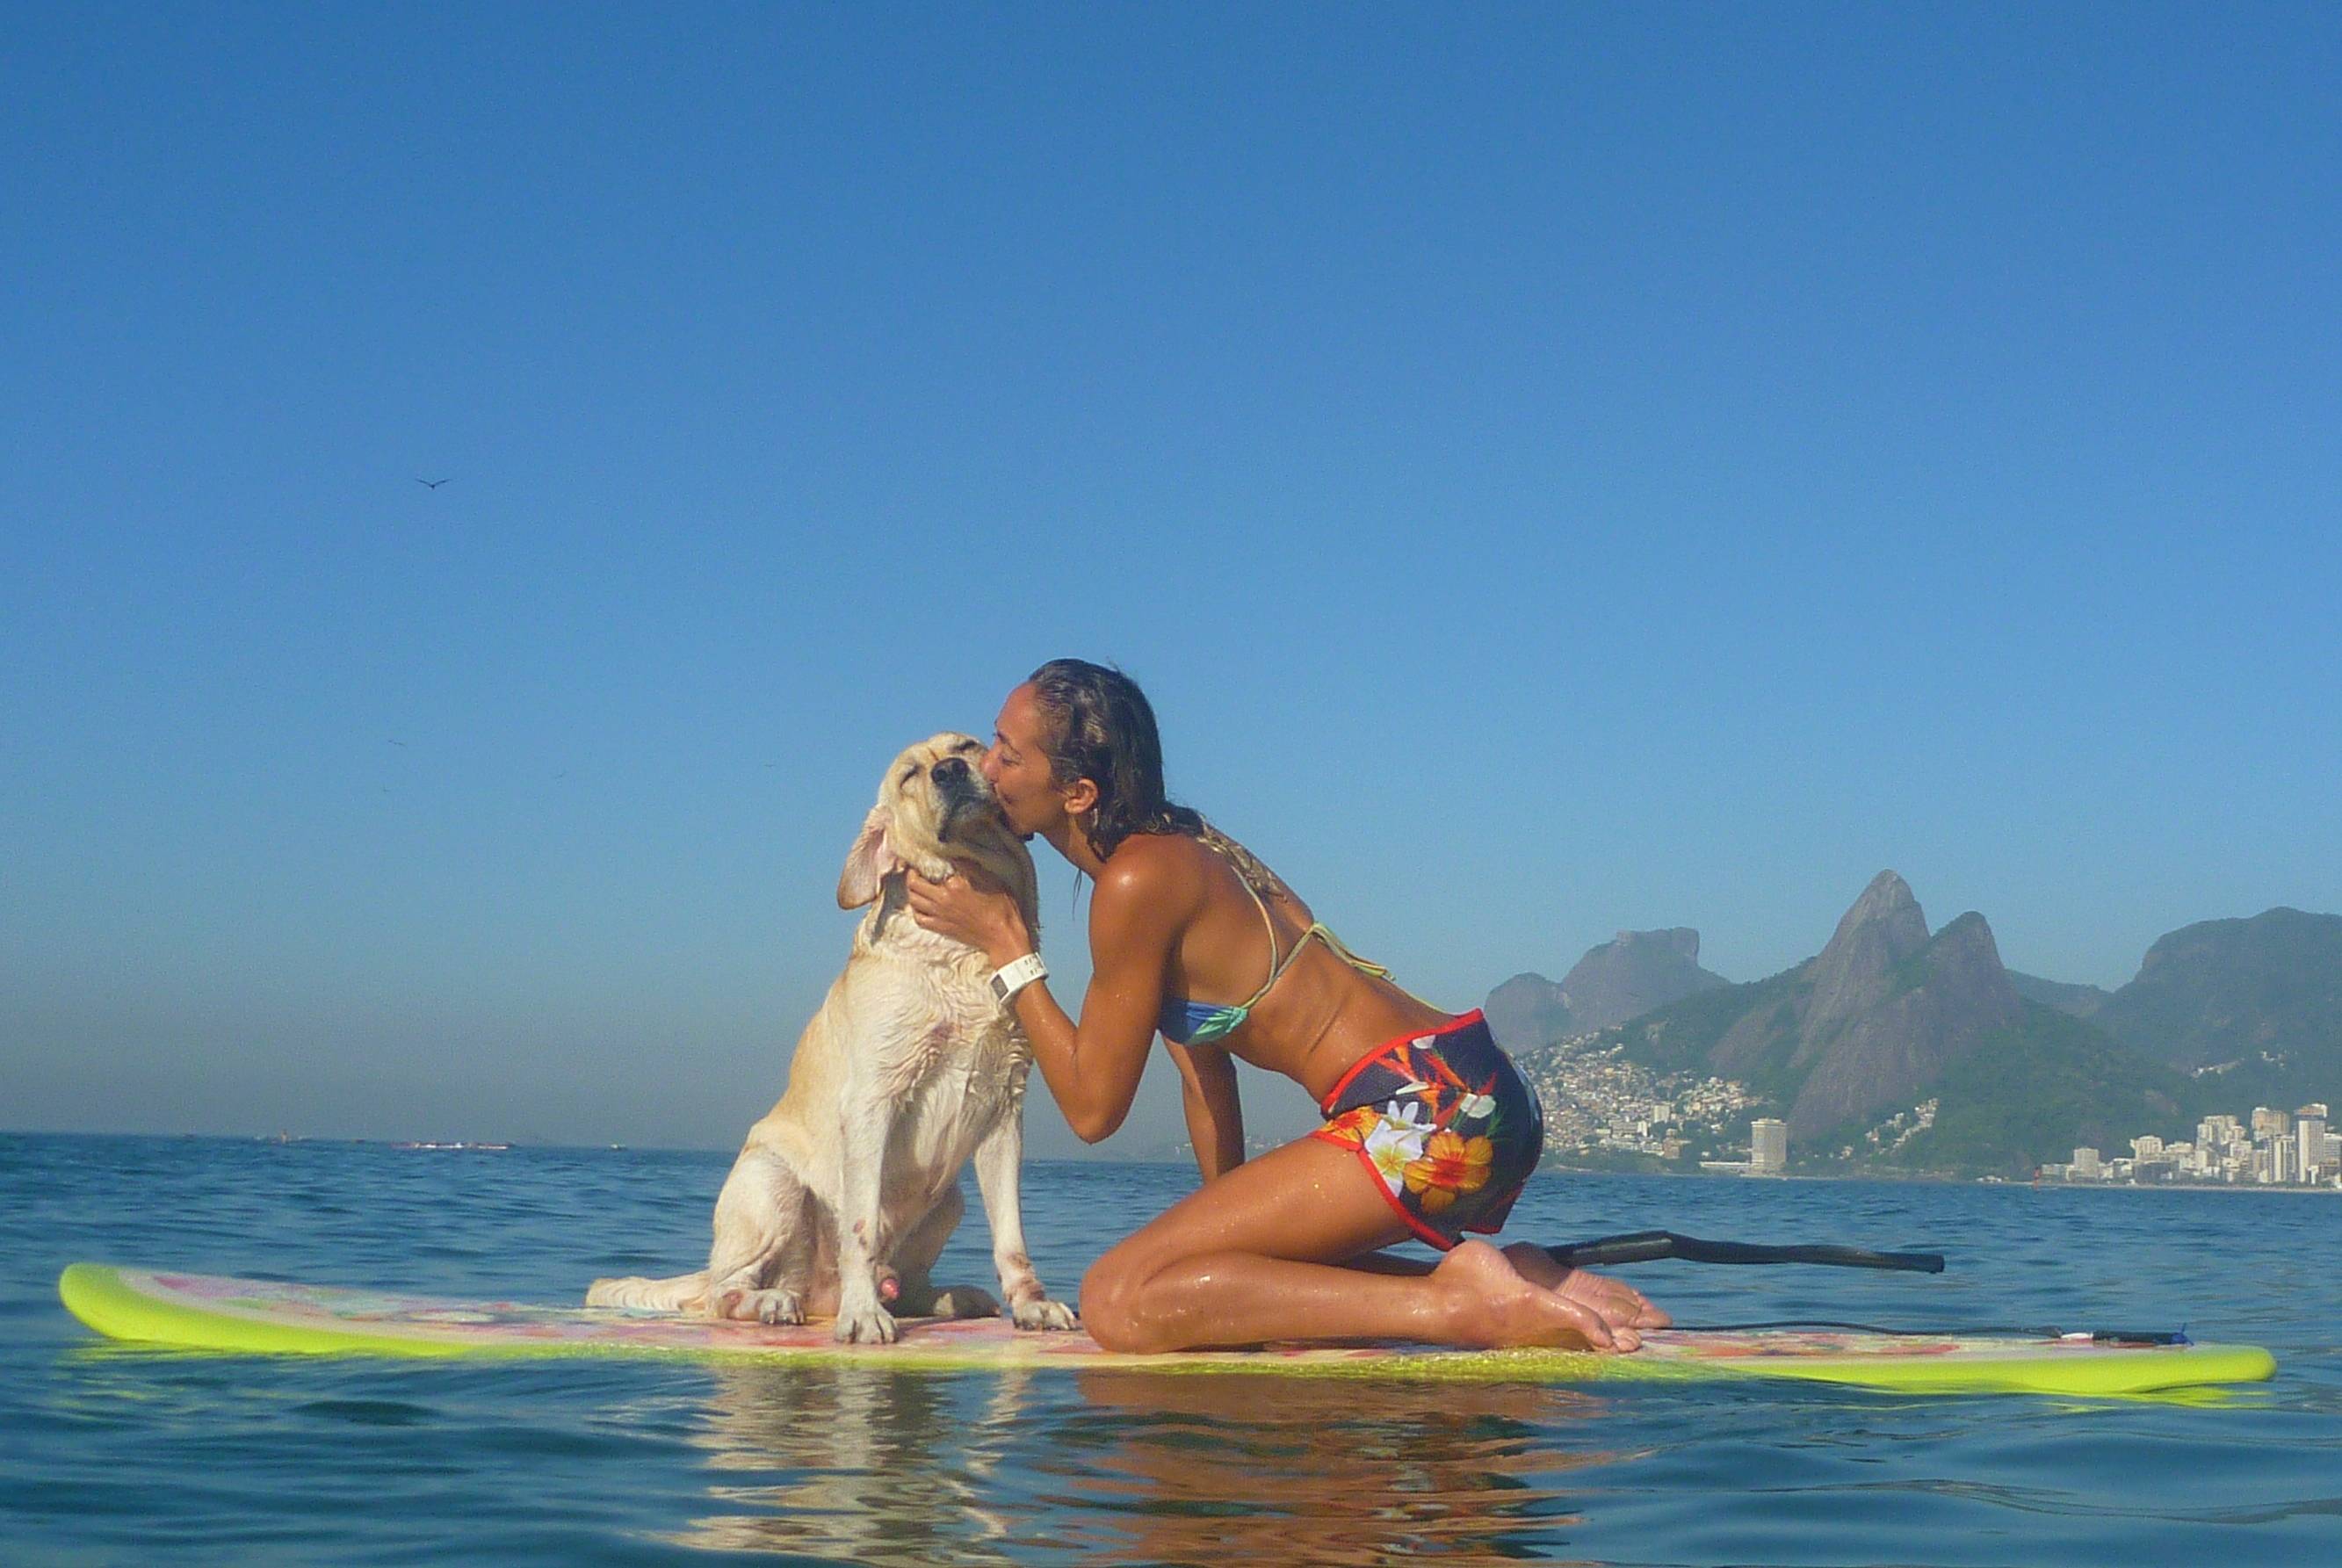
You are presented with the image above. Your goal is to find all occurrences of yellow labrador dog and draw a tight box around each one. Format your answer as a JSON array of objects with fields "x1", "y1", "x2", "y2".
[{"x1": 587, "y1": 733, "x2": 1078, "y2": 1342}]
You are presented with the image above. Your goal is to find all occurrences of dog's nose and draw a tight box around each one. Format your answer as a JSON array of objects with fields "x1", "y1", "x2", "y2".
[{"x1": 932, "y1": 756, "x2": 972, "y2": 786}]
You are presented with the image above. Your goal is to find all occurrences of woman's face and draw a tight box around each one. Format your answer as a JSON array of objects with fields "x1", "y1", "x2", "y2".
[{"x1": 983, "y1": 683, "x2": 1072, "y2": 840}]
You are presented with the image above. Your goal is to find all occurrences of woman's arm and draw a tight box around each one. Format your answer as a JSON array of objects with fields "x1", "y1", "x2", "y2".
[
  {"x1": 906, "y1": 856, "x2": 1182, "y2": 1144},
  {"x1": 1167, "y1": 1040, "x2": 1244, "y2": 1181}
]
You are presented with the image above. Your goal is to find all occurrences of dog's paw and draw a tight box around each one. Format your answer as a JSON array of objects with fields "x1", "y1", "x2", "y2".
[
  {"x1": 751, "y1": 1289, "x2": 805, "y2": 1326},
  {"x1": 834, "y1": 1301, "x2": 898, "y2": 1344},
  {"x1": 1011, "y1": 1297, "x2": 1080, "y2": 1333},
  {"x1": 712, "y1": 1287, "x2": 805, "y2": 1326},
  {"x1": 928, "y1": 1285, "x2": 1000, "y2": 1320}
]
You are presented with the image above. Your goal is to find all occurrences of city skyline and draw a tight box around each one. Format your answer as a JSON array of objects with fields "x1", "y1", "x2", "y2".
[{"x1": 2050, "y1": 1101, "x2": 2339, "y2": 1188}]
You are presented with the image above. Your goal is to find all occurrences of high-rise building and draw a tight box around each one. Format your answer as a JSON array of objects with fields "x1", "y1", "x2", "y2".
[
  {"x1": 1751, "y1": 1118, "x2": 1788, "y2": 1175},
  {"x1": 2072, "y1": 1146, "x2": 2103, "y2": 1180},
  {"x1": 2298, "y1": 1109, "x2": 2329, "y2": 1181},
  {"x1": 2253, "y1": 1106, "x2": 2294, "y2": 1140}
]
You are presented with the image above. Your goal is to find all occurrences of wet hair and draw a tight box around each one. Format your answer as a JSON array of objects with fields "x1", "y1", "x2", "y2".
[{"x1": 1025, "y1": 658, "x2": 1283, "y2": 892}]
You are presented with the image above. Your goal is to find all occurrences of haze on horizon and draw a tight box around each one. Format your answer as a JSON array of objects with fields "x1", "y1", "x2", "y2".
[{"x1": 4, "y1": 6, "x2": 2337, "y2": 1156}]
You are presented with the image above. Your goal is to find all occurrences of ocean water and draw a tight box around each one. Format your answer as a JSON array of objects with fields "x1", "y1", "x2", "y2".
[{"x1": 4, "y1": 1133, "x2": 2336, "y2": 1566}]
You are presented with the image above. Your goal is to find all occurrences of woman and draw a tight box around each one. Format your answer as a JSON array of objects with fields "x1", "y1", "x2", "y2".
[{"x1": 907, "y1": 660, "x2": 1668, "y2": 1355}]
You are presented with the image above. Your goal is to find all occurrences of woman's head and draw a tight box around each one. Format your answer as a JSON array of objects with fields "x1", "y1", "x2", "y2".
[{"x1": 985, "y1": 659, "x2": 1203, "y2": 861}]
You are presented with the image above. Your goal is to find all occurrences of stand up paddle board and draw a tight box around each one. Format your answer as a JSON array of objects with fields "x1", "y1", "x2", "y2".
[{"x1": 58, "y1": 1265, "x2": 2273, "y2": 1396}]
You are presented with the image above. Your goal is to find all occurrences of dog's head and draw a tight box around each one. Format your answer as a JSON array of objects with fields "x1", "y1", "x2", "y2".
[{"x1": 836, "y1": 732, "x2": 1038, "y2": 928}]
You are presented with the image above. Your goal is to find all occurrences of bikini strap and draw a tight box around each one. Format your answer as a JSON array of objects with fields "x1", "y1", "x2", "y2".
[
  {"x1": 1235, "y1": 866, "x2": 1284, "y2": 980},
  {"x1": 1201, "y1": 834, "x2": 1297, "y2": 1010},
  {"x1": 1305, "y1": 922, "x2": 1392, "y2": 981},
  {"x1": 1200, "y1": 831, "x2": 1434, "y2": 1011},
  {"x1": 1309, "y1": 921, "x2": 1449, "y2": 1013}
]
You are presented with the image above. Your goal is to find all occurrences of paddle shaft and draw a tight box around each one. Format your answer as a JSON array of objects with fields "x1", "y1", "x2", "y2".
[{"x1": 1545, "y1": 1229, "x2": 1946, "y2": 1274}]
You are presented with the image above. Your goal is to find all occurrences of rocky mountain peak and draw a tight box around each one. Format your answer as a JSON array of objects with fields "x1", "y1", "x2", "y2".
[
  {"x1": 1920, "y1": 912, "x2": 2021, "y2": 1015},
  {"x1": 1835, "y1": 871, "x2": 1927, "y2": 950},
  {"x1": 1931, "y1": 909, "x2": 1996, "y2": 954},
  {"x1": 1485, "y1": 929, "x2": 1729, "y2": 1048},
  {"x1": 1485, "y1": 972, "x2": 1574, "y2": 1049},
  {"x1": 1617, "y1": 928, "x2": 1703, "y2": 963},
  {"x1": 1786, "y1": 903, "x2": 2024, "y2": 1137},
  {"x1": 1804, "y1": 871, "x2": 1931, "y2": 1038},
  {"x1": 1559, "y1": 927, "x2": 1730, "y2": 1035}
]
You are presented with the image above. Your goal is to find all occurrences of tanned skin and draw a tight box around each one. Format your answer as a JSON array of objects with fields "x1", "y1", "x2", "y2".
[{"x1": 907, "y1": 682, "x2": 1670, "y2": 1355}]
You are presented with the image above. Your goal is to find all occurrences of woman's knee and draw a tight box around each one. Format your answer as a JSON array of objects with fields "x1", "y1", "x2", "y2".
[{"x1": 1079, "y1": 1247, "x2": 1151, "y2": 1352}]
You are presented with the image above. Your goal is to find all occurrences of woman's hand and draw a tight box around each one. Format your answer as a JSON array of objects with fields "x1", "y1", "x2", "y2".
[{"x1": 905, "y1": 871, "x2": 1031, "y2": 967}]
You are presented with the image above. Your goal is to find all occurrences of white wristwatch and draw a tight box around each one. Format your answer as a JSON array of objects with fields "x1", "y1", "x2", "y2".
[{"x1": 989, "y1": 952, "x2": 1048, "y2": 1005}]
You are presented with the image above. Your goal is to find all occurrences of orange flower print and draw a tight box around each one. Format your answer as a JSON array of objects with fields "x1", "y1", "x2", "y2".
[
  {"x1": 1402, "y1": 1129, "x2": 1494, "y2": 1213},
  {"x1": 1319, "y1": 1104, "x2": 1381, "y2": 1150}
]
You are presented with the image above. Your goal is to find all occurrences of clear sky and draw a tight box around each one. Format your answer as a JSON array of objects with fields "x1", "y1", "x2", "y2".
[{"x1": 5, "y1": 4, "x2": 2338, "y2": 1155}]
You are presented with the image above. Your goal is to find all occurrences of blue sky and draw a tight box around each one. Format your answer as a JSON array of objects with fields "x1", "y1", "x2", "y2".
[{"x1": 5, "y1": 4, "x2": 2337, "y2": 1153}]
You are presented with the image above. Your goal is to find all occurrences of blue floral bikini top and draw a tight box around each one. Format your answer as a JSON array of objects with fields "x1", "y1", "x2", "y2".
[{"x1": 1157, "y1": 843, "x2": 1393, "y2": 1046}]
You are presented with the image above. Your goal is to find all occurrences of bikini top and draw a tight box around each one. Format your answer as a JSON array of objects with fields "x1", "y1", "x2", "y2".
[{"x1": 1157, "y1": 843, "x2": 1392, "y2": 1046}]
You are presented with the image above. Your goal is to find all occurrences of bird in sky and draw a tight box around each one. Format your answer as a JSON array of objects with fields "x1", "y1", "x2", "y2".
[{"x1": 414, "y1": 476, "x2": 452, "y2": 489}]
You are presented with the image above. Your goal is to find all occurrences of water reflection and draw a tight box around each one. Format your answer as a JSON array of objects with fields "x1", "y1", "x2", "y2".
[
  {"x1": 669, "y1": 1362, "x2": 1040, "y2": 1562},
  {"x1": 670, "y1": 1358, "x2": 1616, "y2": 1564},
  {"x1": 1053, "y1": 1370, "x2": 1609, "y2": 1565}
]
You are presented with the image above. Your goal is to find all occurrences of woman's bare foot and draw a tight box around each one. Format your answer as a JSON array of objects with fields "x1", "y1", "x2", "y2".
[
  {"x1": 1502, "y1": 1242, "x2": 1673, "y2": 1333},
  {"x1": 1431, "y1": 1240, "x2": 1643, "y2": 1351}
]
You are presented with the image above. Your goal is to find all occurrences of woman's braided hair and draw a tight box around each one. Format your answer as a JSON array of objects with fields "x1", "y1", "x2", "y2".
[{"x1": 1024, "y1": 659, "x2": 1284, "y2": 895}]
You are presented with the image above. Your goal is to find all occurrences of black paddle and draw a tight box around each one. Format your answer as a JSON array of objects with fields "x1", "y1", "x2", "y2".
[{"x1": 1544, "y1": 1229, "x2": 1945, "y2": 1274}]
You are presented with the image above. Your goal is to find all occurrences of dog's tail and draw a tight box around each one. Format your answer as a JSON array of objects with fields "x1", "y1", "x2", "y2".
[{"x1": 584, "y1": 1269, "x2": 710, "y2": 1312}]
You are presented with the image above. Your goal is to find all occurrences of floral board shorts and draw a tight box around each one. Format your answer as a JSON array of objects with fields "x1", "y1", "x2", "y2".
[{"x1": 1309, "y1": 1010, "x2": 1545, "y2": 1250}]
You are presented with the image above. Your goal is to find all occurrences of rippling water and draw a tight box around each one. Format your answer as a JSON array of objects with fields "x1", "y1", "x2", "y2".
[{"x1": 4, "y1": 1132, "x2": 2336, "y2": 1564}]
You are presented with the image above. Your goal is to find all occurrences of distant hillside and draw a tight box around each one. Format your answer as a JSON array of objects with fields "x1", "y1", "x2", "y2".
[
  {"x1": 2008, "y1": 971, "x2": 2113, "y2": 1019},
  {"x1": 1882, "y1": 1008, "x2": 2191, "y2": 1174},
  {"x1": 2091, "y1": 907, "x2": 2342, "y2": 1104},
  {"x1": 1517, "y1": 871, "x2": 2191, "y2": 1174},
  {"x1": 1485, "y1": 928, "x2": 1728, "y2": 1049}
]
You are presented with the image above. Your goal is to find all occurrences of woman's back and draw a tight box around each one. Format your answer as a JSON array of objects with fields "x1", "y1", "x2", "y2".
[{"x1": 1127, "y1": 831, "x2": 1452, "y2": 1099}]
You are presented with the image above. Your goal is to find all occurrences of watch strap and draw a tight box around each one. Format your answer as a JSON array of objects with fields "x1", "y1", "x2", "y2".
[{"x1": 989, "y1": 952, "x2": 1047, "y2": 1004}]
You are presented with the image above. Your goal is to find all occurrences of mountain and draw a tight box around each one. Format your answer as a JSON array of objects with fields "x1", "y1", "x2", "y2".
[
  {"x1": 2090, "y1": 908, "x2": 2342, "y2": 1103},
  {"x1": 1485, "y1": 928, "x2": 1728, "y2": 1048},
  {"x1": 1782, "y1": 899, "x2": 2024, "y2": 1136},
  {"x1": 2007, "y1": 972, "x2": 2113, "y2": 1019},
  {"x1": 1484, "y1": 974, "x2": 1577, "y2": 1051},
  {"x1": 1521, "y1": 871, "x2": 2189, "y2": 1172},
  {"x1": 1585, "y1": 871, "x2": 2025, "y2": 1138}
]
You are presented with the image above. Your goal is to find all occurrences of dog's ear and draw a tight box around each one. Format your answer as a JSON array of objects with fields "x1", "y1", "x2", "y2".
[{"x1": 837, "y1": 805, "x2": 900, "y2": 909}]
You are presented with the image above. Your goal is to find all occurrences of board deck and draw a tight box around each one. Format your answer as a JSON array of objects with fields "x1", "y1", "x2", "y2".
[{"x1": 58, "y1": 1265, "x2": 2275, "y2": 1396}]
